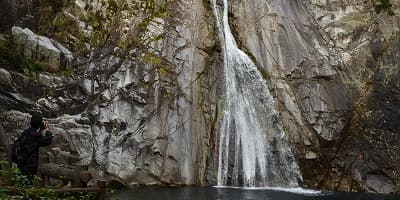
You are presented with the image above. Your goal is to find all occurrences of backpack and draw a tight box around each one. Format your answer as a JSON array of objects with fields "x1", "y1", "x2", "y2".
[{"x1": 11, "y1": 132, "x2": 28, "y2": 165}]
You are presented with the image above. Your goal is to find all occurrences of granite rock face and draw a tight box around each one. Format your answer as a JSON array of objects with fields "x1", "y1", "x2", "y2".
[
  {"x1": 227, "y1": 0, "x2": 400, "y2": 193},
  {"x1": 1, "y1": 0, "x2": 218, "y2": 186},
  {"x1": 0, "y1": 0, "x2": 399, "y2": 193}
]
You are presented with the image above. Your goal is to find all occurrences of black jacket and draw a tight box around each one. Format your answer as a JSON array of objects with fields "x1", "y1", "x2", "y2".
[{"x1": 17, "y1": 127, "x2": 53, "y2": 175}]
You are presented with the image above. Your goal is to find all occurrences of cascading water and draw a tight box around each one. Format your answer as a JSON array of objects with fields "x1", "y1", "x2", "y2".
[{"x1": 212, "y1": 0, "x2": 302, "y2": 187}]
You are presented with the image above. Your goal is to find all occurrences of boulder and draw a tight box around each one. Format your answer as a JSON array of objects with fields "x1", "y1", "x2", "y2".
[
  {"x1": 305, "y1": 151, "x2": 317, "y2": 159},
  {"x1": 11, "y1": 26, "x2": 73, "y2": 72},
  {"x1": 0, "y1": 68, "x2": 12, "y2": 88},
  {"x1": 365, "y1": 174, "x2": 394, "y2": 194},
  {"x1": 0, "y1": 110, "x2": 31, "y2": 140}
]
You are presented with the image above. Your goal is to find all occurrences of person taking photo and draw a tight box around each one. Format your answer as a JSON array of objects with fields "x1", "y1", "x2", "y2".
[{"x1": 14, "y1": 115, "x2": 53, "y2": 185}]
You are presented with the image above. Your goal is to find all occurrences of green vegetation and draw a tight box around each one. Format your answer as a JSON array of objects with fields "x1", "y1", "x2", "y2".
[
  {"x1": 258, "y1": 67, "x2": 270, "y2": 80},
  {"x1": 0, "y1": 160, "x2": 113, "y2": 199},
  {"x1": 38, "y1": 0, "x2": 87, "y2": 54},
  {"x1": 202, "y1": 0, "x2": 211, "y2": 10},
  {"x1": 40, "y1": 0, "x2": 64, "y2": 13},
  {"x1": 38, "y1": 0, "x2": 66, "y2": 33},
  {"x1": 141, "y1": 52, "x2": 163, "y2": 66},
  {"x1": 83, "y1": 0, "x2": 169, "y2": 51},
  {"x1": 373, "y1": 0, "x2": 395, "y2": 16},
  {"x1": 0, "y1": 164, "x2": 56, "y2": 199},
  {"x1": 0, "y1": 36, "x2": 73, "y2": 77},
  {"x1": 35, "y1": 0, "x2": 175, "y2": 81},
  {"x1": 57, "y1": 68, "x2": 75, "y2": 77}
]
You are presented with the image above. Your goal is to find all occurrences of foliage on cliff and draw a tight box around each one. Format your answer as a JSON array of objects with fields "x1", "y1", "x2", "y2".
[
  {"x1": 38, "y1": 0, "x2": 169, "y2": 55},
  {"x1": 373, "y1": 0, "x2": 395, "y2": 15}
]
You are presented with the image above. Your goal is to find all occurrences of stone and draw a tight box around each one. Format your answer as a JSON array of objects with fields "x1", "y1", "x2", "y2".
[
  {"x1": 0, "y1": 110, "x2": 31, "y2": 138},
  {"x1": 37, "y1": 98, "x2": 53, "y2": 108},
  {"x1": 303, "y1": 138, "x2": 311, "y2": 146},
  {"x1": 305, "y1": 151, "x2": 317, "y2": 159},
  {"x1": 365, "y1": 174, "x2": 394, "y2": 194},
  {"x1": 37, "y1": 73, "x2": 53, "y2": 87},
  {"x1": 0, "y1": 68, "x2": 13, "y2": 88},
  {"x1": 75, "y1": 0, "x2": 86, "y2": 10},
  {"x1": 52, "y1": 41, "x2": 74, "y2": 68},
  {"x1": 174, "y1": 38, "x2": 186, "y2": 48},
  {"x1": 57, "y1": 97, "x2": 66, "y2": 105},
  {"x1": 353, "y1": 168, "x2": 363, "y2": 182},
  {"x1": 11, "y1": 26, "x2": 73, "y2": 72}
]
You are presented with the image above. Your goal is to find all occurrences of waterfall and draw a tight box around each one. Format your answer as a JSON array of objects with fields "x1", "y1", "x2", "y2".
[{"x1": 212, "y1": 0, "x2": 302, "y2": 187}]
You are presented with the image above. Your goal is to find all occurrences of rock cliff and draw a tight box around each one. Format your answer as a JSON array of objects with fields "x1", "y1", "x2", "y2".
[{"x1": 0, "y1": 0, "x2": 398, "y2": 194}]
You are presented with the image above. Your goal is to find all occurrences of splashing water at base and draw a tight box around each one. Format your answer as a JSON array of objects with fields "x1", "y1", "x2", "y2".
[{"x1": 212, "y1": 0, "x2": 301, "y2": 187}]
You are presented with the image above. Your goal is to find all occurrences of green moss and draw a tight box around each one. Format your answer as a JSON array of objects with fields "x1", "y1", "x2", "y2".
[
  {"x1": 38, "y1": 0, "x2": 69, "y2": 35},
  {"x1": 158, "y1": 67, "x2": 168, "y2": 76},
  {"x1": 258, "y1": 67, "x2": 270, "y2": 80},
  {"x1": 143, "y1": 82, "x2": 149, "y2": 89},
  {"x1": 141, "y1": 52, "x2": 163, "y2": 66},
  {"x1": 108, "y1": 0, "x2": 119, "y2": 12},
  {"x1": 40, "y1": 0, "x2": 64, "y2": 13},
  {"x1": 243, "y1": 48, "x2": 258, "y2": 63},
  {"x1": 27, "y1": 62, "x2": 45, "y2": 73},
  {"x1": 87, "y1": 11, "x2": 105, "y2": 32},
  {"x1": 57, "y1": 68, "x2": 74, "y2": 77},
  {"x1": 201, "y1": 0, "x2": 211, "y2": 10},
  {"x1": 0, "y1": 166, "x2": 56, "y2": 199}
]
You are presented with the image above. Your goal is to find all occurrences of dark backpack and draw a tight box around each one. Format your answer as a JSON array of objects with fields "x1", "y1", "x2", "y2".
[{"x1": 11, "y1": 133, "x2": 28, "y2": 165}]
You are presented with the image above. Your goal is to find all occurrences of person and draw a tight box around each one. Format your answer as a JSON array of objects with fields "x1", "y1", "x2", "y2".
[{"x1": 17, "y1": 115, "x2": 53, "y2": 185}]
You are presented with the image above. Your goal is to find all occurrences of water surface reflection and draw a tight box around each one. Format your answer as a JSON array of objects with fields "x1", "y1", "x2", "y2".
[{"x1": 115, "y1": 186, "x2": 399, "y2": 200}]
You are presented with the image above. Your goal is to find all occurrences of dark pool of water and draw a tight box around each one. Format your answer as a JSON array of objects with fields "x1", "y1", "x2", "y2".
[{"x1": 115, "y1": 186, "x2": 399, "y2": 200}]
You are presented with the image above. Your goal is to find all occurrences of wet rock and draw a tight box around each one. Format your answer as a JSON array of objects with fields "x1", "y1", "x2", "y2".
[{"x1": 230, "y1": 0, "x2": 399, "y2": 193}]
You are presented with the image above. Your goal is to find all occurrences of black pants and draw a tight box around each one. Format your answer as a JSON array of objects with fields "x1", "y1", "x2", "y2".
[{"x1": 18, "y1": 166, "x2": 37, "y2": 187}]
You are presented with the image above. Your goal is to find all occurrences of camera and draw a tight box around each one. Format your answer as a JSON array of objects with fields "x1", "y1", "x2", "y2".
[{"x1": 40, "y1": 121, "x2": 48, "y2": 130}]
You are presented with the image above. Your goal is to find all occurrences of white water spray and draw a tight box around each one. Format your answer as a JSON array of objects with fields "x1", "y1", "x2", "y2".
[{"x1": 212, "y1": 0, "x2": 301, "y2": 187}]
